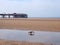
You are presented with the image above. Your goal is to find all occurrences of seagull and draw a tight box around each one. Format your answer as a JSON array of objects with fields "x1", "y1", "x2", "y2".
[{"x1": 28, "y1": 31, "x2": 35, "y2": 36}]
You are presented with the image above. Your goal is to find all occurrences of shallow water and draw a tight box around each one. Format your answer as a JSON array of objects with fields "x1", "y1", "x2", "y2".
[{"x1": 0, "y1": 29, "x2": 60, "y2": 44}]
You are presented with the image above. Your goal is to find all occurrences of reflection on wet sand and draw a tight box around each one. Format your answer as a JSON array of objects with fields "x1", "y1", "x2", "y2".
[{"x1": 0, "y1": 29, "x2": 60, "y2": 44}]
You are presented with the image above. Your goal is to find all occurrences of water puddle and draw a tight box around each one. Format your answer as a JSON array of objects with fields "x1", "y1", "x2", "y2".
[{"x1": 0, "y1": 29, "x2": 60, "y2": 44}]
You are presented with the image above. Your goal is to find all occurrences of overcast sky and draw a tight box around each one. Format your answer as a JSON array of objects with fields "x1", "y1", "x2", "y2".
[{"x1": 0, "y1": 0, "x2": 60, "y2": 17}]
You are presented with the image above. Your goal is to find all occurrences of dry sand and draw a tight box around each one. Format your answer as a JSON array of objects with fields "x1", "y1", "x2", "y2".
[{"x1": 0, "y1": 18, "x2": 60, "y2": 32}]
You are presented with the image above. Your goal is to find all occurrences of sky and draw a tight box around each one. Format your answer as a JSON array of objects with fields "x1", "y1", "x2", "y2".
[{"x1": 0, "y1": 0, "x2": 60, "y2": 17}]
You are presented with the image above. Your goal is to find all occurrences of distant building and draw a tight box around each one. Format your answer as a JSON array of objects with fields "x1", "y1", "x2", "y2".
[{"x1": 0, "y1": 13, "x2": 28, "y2": 18}]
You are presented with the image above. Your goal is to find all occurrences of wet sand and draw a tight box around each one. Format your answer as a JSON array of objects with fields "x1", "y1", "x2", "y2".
[
  {"x1": 0, "y1": 39, "x2": 52, "y2": 45},
  {"x1": 0, "y1": 18, "x2": 60, "y2": 32},
  {"x1": 0, "y1": 18, "x2": 60, "y2": 45},
  {"x1": 0, "y1": 29, "x2": 60, "y2": 44}
]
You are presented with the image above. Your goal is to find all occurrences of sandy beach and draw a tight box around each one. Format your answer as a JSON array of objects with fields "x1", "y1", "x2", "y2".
[
  {"x1": 0, "y1": 18, "x2": 60, "y2": 32},
  {"x1": 0, "y1": 18, "x2": 60, "y2": 45},
  {"x1": 0, "y1": 39, "x2": 53, "y2": 45}
]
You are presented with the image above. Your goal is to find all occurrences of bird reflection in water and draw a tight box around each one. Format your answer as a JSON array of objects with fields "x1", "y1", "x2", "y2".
[{"x1": 28, "y1": 31, "x2": 35, "y2": 36}]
